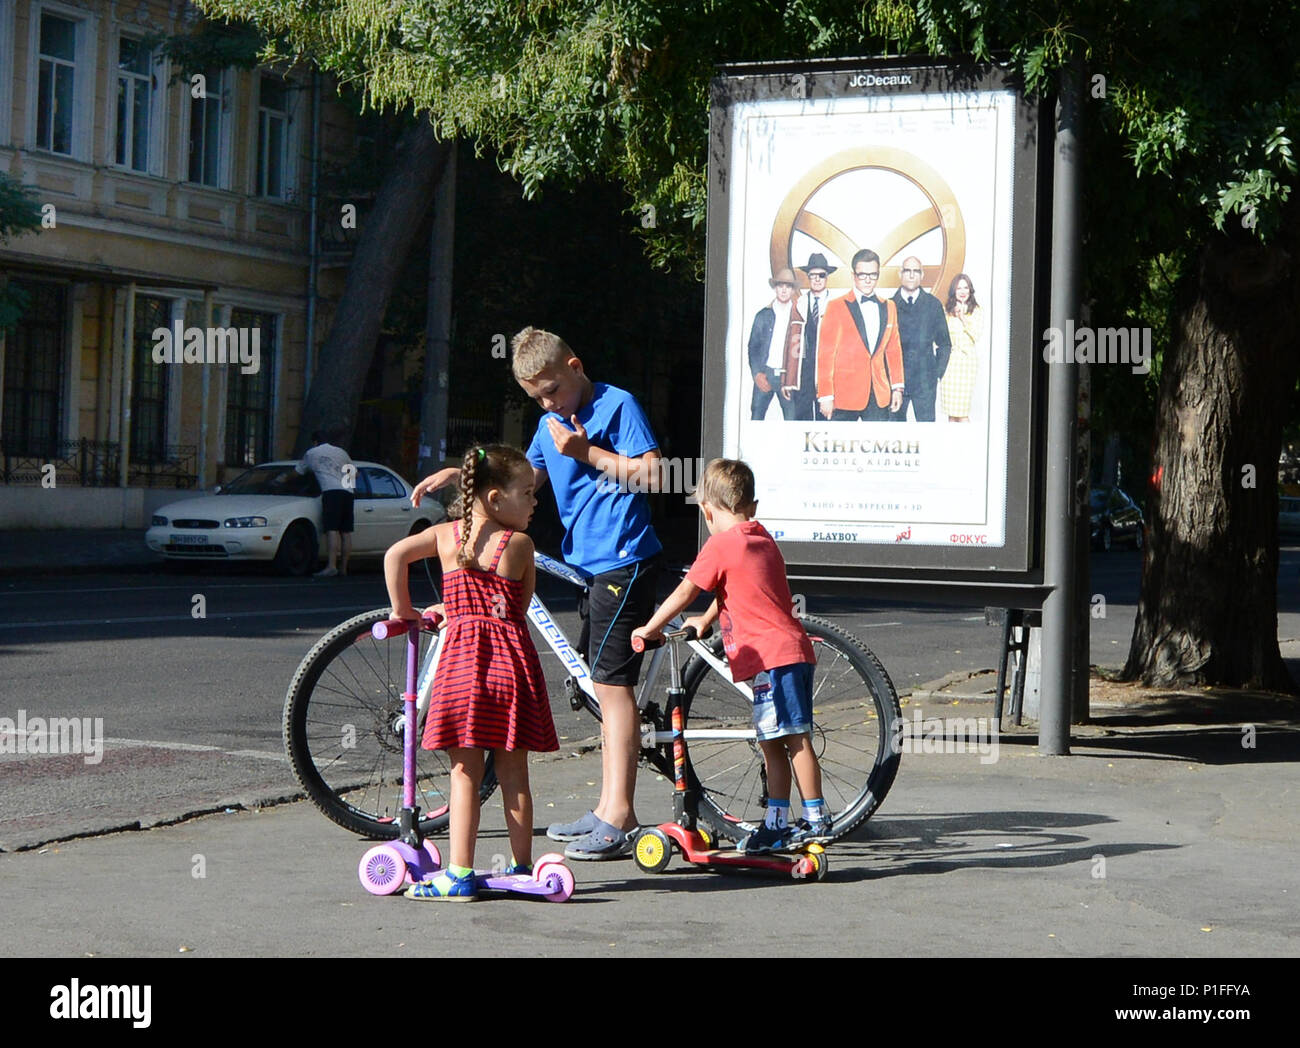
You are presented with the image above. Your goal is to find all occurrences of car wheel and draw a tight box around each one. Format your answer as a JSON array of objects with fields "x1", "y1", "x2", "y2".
[{"x1": 275, "y1": 521, "x2": 317, "y2": 576}]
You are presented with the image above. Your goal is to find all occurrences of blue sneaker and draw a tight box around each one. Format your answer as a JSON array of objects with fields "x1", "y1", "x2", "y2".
[
  {"x1": 405, "y1": 870, "x2": 477, "y2": 901},
  {"x1": 789, "y1": 817, "x2": 834, "y2": 846},
  {"x1": 737, "y1": 825, "x2": 793, "y2": 854},
  {"x1": 563, "y1": 818, "x2": 636, "y2": 860},
  {"x1": 547, "y1": 810, "x2": 599, "y2": 842},
  {"x1": 502, "y1": 862, "x2": 532, "y2": 876}
]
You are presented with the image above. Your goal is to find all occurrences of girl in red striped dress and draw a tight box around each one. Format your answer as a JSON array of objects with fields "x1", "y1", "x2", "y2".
[{"x1": 384, "y1": 444, "x2": 558, "y2": 901}]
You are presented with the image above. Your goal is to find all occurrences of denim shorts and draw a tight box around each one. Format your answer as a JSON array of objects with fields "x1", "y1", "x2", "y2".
[{"x1": 751, "y1": 662, "x2": 814, "y2": 741}]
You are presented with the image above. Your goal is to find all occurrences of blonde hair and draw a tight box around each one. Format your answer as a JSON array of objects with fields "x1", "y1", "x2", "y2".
[
  {"x1": 696, "y1": 458, "x2": 756, "y2": 514},
  {"x1": 453, "y1": 443, "x2": 531, "y2": 567},
  {"x1": 511, "y1": 326, "x2": 574, "y2": 381}
]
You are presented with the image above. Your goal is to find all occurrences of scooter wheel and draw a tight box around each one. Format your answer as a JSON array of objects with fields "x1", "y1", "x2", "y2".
[
  {"x1": 402, "y1": 840, "x2": 443, "y2": 885},
  {"x1": 359, "y1": 844, "x2": 408, "y2": 895},
  {"x1": 792, "y1": 847, "x2": 828, "y2": 882},
  {"x1": 535, "y1": 859, "x2": 576, "y2": 902},
  {"x1": 633, "y1": 828, "x2": 673, "y2": 874}
]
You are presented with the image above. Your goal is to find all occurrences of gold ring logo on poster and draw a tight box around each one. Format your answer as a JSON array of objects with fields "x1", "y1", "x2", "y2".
[{"x1": 770, "y1": 147, "x2": 966, "y2": 297}]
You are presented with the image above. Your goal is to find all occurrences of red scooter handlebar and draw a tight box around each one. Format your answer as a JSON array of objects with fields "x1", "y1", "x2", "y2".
[{"x1": 631, "y1": 625, "x2": 698, "y2": 653}]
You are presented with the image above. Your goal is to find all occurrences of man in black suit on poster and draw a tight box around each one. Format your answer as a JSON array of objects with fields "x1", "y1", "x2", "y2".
[{"x1": 891, "y1": 256, "x2": 951, "y2": 422}]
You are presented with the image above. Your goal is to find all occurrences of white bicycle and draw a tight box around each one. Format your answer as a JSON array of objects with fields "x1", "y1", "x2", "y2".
[{"x1": 284, "y1": 552, "x2": 902, "y2": 843}]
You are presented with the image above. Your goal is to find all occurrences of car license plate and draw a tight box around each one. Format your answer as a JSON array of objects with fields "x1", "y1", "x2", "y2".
[{"x1": 170, "y1": 534, "x2": 210, "y2": 545}]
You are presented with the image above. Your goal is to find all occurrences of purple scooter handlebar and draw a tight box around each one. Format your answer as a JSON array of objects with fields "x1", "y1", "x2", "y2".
[{"x1": 371, "y1": 611, "x2": 444, "y2": 640}]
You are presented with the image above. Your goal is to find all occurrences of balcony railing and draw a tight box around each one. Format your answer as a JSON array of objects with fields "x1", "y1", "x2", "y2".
[{"x1": 1, "y1": 440, "x2": 197, "y2": 488}]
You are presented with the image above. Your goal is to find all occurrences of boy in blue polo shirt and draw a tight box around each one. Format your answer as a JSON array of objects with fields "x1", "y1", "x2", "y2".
[{"x1": 412, "y1": 327, "x2": 662, "y2": 859}]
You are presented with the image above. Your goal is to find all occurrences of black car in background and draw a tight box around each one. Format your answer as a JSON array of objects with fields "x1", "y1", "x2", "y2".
[{"x1": 1090, "y1": 486, "x2": 1146, "y2": 551}]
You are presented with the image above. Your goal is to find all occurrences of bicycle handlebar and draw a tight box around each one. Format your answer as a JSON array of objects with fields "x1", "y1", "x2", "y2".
[
  {"x1": 372, "y1": 610, "x2": 444, "y2": 640},
  {"x1": 631, "y1": 625, "x2": 698, "y2": 653}
]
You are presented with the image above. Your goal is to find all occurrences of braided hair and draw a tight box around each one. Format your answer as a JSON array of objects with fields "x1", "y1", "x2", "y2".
[{"x1": 455, "y1": 443, "x2": 532, "y2": 568}]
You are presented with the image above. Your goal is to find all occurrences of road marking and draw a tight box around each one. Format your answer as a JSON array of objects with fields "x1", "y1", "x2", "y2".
[
  {"x1": 0, "y1": 605, "x2": 374, "y2": 631},
  {"x1": 106, "y1": 737, "x2": 287, "y2": 762},
  {"x1": 2, "y1": 580, "x2": 338, "y2": 597}
]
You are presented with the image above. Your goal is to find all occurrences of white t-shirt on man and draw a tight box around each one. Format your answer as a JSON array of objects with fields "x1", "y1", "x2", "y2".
[{"x1": 297, "y1": 443, "x2": 353, "y2": 492}]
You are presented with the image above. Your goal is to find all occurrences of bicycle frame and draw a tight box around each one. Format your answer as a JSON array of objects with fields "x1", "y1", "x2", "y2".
[{"x1": 411, "y1": 550, "x2": 756, "y2": 749}]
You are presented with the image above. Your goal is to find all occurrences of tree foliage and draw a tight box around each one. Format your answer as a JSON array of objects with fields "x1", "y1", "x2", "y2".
[
  {"x1": 198, "y1": 0, "x2": 1296, "y2": 276},
  {"x1": 0, "y1": 171, "x2": 43, "y2": 329}
]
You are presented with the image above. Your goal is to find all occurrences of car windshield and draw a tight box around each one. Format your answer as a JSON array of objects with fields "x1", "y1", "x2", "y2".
[{"x1": 222, "y1": 465, "x2": 320, "y2": 497}]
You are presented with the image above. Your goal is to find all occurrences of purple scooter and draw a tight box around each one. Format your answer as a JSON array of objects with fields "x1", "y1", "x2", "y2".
[{"x1": 356, "y1": 613, "x2": 575, "y2": 903}]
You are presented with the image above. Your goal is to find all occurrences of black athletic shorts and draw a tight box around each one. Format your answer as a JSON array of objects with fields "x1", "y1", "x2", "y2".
[
  {"x1": 320, "y1": 489, "x2": 354, "y2": 533},
  {"x1": 577, "y1": 556, "x2": 661, "y2": 686}
]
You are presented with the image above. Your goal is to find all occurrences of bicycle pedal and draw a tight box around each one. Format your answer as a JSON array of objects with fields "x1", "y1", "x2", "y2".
[{"x1": 563, "y1": 677, "x2": 584, "y2": 711}]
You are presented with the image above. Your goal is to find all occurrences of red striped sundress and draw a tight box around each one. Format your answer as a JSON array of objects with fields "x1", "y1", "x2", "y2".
[{"x1": 421, "y1": 527, "x2": 558, "y2": 753}]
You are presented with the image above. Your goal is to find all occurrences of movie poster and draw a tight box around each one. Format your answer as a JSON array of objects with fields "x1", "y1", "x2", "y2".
[{"x1": 718, "y1": 83, "x2": 1019, "y2": 550}]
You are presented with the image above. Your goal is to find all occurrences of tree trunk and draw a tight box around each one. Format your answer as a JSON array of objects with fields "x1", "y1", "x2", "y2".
[
  {"x1": 1122, "y1": 206, "x2": 1300, "y2": 691},
  {"x1": 295, "y1": 119, "x2": 451, "y2": 454}
]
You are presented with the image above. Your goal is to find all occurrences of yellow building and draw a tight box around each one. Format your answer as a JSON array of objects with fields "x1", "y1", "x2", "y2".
[{"x1": 0, "y1": 0, "x2": 355, "y2": 527}]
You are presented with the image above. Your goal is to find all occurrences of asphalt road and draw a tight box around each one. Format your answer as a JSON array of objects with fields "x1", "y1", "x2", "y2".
[{"x1": 2, "y1": 549, "x2": 1298, "y2": 851}]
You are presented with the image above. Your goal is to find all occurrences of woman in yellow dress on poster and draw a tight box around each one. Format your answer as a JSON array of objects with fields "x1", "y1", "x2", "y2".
[{"x1": 940, "y1": 274, "x2": 983, "y2": 422}]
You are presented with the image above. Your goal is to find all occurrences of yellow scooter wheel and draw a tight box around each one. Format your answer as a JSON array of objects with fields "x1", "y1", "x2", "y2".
[{"x1": 634, "y1": 828, "x2": 673, "y2": 874}]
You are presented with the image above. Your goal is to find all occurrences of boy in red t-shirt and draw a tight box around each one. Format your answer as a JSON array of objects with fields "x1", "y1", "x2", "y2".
[{"x1": 632, "y1": 458, "x2": 830, "y2": 852}]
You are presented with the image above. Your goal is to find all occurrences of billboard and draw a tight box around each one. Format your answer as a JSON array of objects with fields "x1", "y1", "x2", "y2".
[{"x1": 702, "y1": 61, "x2": 1044, "y2": 573}]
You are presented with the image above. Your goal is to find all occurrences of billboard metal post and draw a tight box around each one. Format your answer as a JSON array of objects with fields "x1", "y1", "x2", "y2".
[{"x1": 1040, "y1": 62, "x2": 1085, "y2": 755}]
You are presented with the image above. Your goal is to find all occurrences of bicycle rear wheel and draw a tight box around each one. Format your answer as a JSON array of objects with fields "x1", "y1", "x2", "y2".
[
  {"x1": 284, "y1": 608, "x2": 498, "y2": 838},
  {"x1": 680, "y1": 614, "x2": 901, "y2": 843}
]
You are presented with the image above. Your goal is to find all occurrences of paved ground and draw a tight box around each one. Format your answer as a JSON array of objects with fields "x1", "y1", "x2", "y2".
[{"x1": 3, "y1": 687, "x2": 1297, "y2": 959}]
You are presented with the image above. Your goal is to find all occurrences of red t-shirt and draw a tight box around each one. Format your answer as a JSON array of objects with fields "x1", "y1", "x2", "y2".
[{"x1": 685, "y1": 520, "x2": 815, "y2": 681}]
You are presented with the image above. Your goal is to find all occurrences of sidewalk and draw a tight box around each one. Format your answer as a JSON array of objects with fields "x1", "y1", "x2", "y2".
[
  {"x1": 0, "y1": 527, "x2": 159, "y2": 576},
  {"x1": 3, "y1": 688, "x2": 1298, "y2": 957}
]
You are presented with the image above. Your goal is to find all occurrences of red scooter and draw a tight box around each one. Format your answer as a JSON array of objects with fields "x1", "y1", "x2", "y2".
[{"x1": 630, "y1": 627, "x2": 827, "y2": 881}]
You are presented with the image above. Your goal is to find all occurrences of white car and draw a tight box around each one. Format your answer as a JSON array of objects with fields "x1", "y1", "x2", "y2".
[{"x1": 145, "y1": 461, "x2": 445, "y2": 575}]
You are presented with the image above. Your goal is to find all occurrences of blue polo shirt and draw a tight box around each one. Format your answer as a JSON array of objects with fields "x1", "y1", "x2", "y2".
[{"x1": 527, "y1": 382, "x2": 662, "y2": 576}]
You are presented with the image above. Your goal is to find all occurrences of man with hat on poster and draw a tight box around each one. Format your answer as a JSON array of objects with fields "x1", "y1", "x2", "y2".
[
  {"x1": 787, "y1": 253, "x2": 836, "y2": 421},
  {"x1": 746, "y1": 267, "x2": 804, "y2": 420}
]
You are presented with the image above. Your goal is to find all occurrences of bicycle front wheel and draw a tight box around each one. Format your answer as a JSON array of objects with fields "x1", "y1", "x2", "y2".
[
  {"x1": 284, "y1": 608, "x2": 498, "y2": 838},
  {"x1": 681, "y1": 614, "x2": 901, "y2": 843}
]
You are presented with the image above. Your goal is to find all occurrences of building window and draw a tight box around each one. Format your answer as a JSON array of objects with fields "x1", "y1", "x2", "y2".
[
  {"x1": 188, "y1": 67, "x2": 225, "y2": 186},
  {"x1": 2, "y1": 281, "x2": 66, "y2": 457},
  {"x1": 114, "y1": 35, "x2": 154, "y2": 172},
  {"x1": 256, "y1": 75, "x2": 289, "y2": 199},
  {"x1": 225, "y1": 309, "x2": 275, "y2": 466},
  {"x1": 131, "y1": 295, "x2": 170, "y2": 463},
  {"x1": 35, "y1": 12, "x2": 76, "y2": 155}
]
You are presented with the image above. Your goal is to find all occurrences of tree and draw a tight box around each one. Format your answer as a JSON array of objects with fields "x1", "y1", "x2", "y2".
[
  {"x1": 0, "y1": 172, "x2": 43, "y2": 329},
  {"x1": 296, "y1": 120, "x2": 450, "y2": 450},
  {"x1": 202, "y1": 0, "x2": 1300, "y2": 690}
]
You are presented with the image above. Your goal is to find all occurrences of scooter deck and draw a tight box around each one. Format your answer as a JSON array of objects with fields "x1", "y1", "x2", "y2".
[
  {"x1": 474, "y1": 871, "x2": 558, "y2": 897},
  {"x1": 650, "y1": 823, "x2": 826, "y2": 879},
  {"x1": 426, "y1": 851, "x2": 575, "y2": 901}
]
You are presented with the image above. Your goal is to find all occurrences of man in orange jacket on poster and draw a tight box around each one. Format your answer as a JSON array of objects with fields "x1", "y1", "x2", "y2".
[{"x1": 816, "y1": 248, "x2": 904, "y2": 422}]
